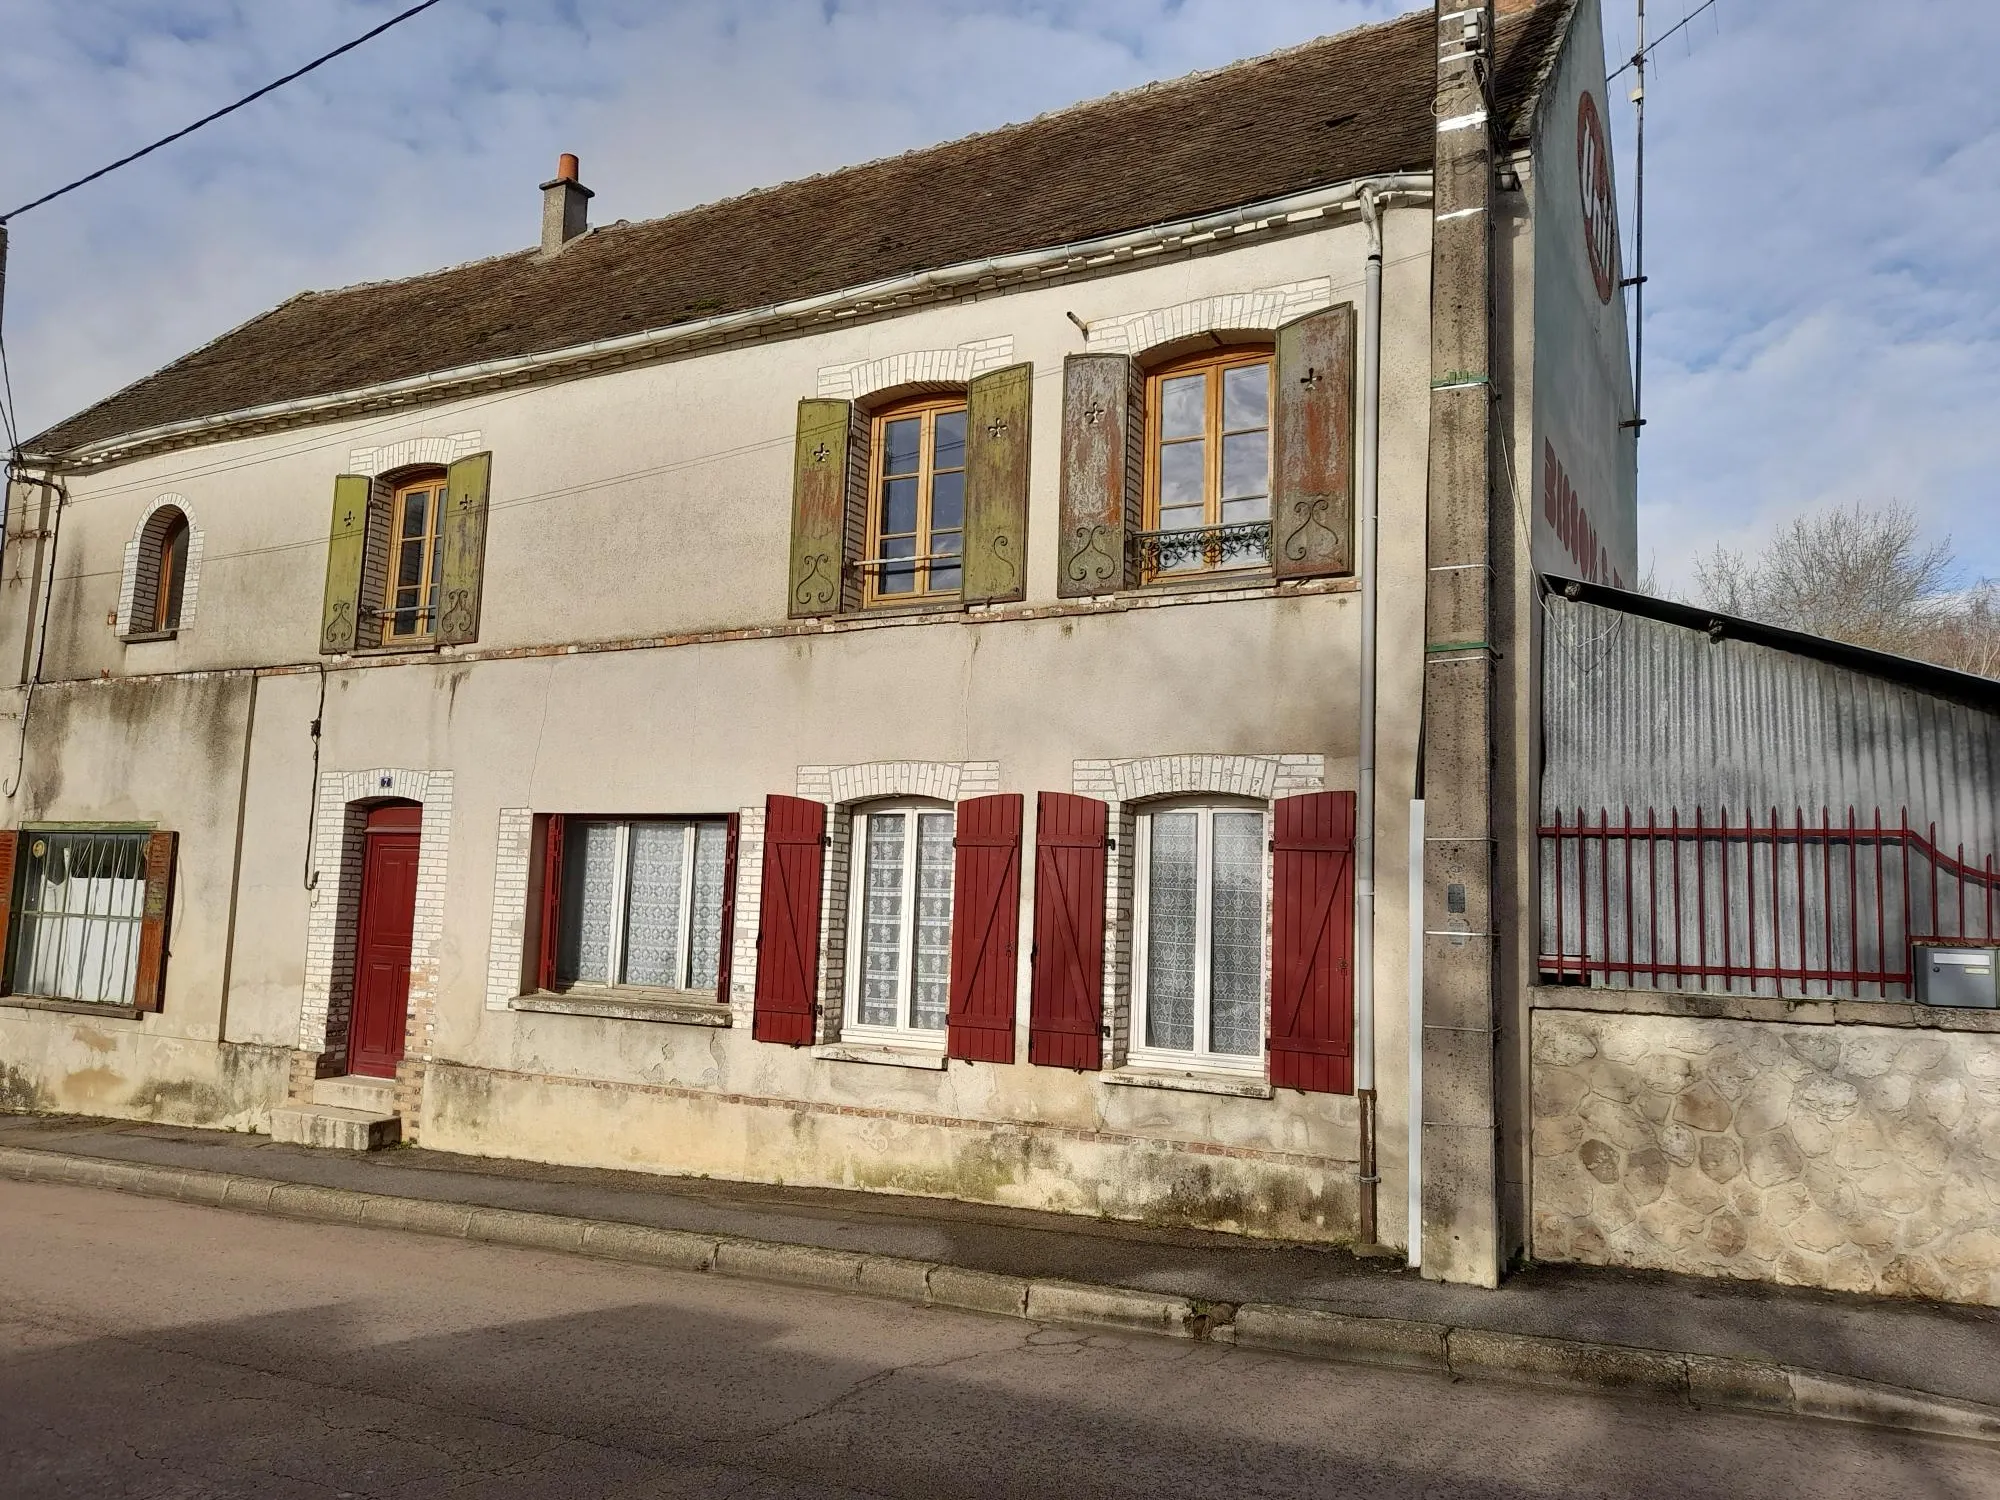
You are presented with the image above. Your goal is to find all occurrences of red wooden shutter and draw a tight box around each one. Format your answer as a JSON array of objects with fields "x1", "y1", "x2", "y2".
[
  {"x1": 752, "y1": 795, "x2": 826, "y2": 1045},
  {"x1": 715, "y1": 812, "x2": 741, "y2": 1002},
  {"x1": 1028, "y1": 793, "x2": 1107, "y2": 1070},
  {"x1": 1269, "y1": 792, "x2": 1356, "y2": 1093},
  {"x1": 131, "y1": 830, "x2": 178, "y2": 1013},
  {"x1": 946, "y1": 794, "x2": 1023, "y2": 1063},
  {"x1": 0, "y1": 830, "x2": 18, "y2": 997},
  {"x1": 536, "y1": 814, "x2": 566, "y2": 992}
]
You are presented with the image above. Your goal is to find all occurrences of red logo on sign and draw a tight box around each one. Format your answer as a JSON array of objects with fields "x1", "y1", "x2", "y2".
[{"x1": 1576, "y1": 92, "x2": 1617, "y2": 304}]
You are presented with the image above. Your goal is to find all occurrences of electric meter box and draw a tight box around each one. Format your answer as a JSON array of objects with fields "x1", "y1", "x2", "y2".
[{"x1": 1913, "y1": 946, "x2": 1999, "y2": 1008}]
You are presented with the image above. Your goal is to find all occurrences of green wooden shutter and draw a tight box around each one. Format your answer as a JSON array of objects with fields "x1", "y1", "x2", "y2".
[
  {"x1": 789, "y1": 399, "x2": 852, "y2": 619},
  {"x1": 320, "y1": 474, "x2": 371, "y2": 653},
  {"x1": 963, "y1": 363, "x2": 1032, "y2": 605},
  {"x1": 438, "y1": 451, "x2": 493, "y2": 645},
  {"x1": 1272, "y1": 304, "x2": 1357, "y2": 580},
  {"x1": 1057, "y1": 354, "x2": 1135, "y2": 598}
]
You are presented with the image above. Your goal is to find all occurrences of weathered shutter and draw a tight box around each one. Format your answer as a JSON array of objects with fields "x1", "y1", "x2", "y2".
[
  {"x1": 962, "y1": 364, "x2": 1032, "y2": 605},
  {"x1": 1028, "y1": 792, "x2": 1107, "y2": 1070},
  {"x1": 752, "y1": 795, "x2": 826, "y2": 1044},
  {"x1": 789, "y1": 399, "x2": 852, "y2": 619},
  {"x1": 1269, "y1": 791, "x2": 1356, "y2": 1093},
  {"x1": 946, "y1": 794, "x2": 1023, "y2": 1063},
  {"x1": 320, "y1": 474, "x2": 372, "y2": 653},
  {"x1": 715, "y1": 812, "x2": 741, "y2": 1002},
  {"x1": 1272, "y1": 305, "x2": 1358, "y2": 580},
  {"x1": 437, "y1": 451, "x2": 493, "y2": 645},
  {"x1": 536, "y1": 814, "x2": 566, "y2": 992},
  {"x1": 131, "y1": 830, "x2": 178, "y2": 1013},
  {"x1": 0, "y1": 830, "x2": 18, "y2": 997},
  {"x1": 1057, "y1": 355, "x2": 1135, "y2": 598}
]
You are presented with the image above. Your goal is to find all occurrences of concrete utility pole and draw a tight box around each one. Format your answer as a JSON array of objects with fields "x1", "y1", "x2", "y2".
[{"x1": 1419, "y1": 0, "x2": 1502, "y2": 1286}]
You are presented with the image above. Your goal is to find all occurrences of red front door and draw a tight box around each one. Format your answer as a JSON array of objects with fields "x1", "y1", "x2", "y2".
[{"x1": 348, "y1": 802, "x2": 421, "y2": 1079}]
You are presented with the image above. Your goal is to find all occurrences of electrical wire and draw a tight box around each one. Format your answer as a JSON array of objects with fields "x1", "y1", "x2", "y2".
[
  {"x1": 1, "y1": 0, "x2": 450, "y2": 224},
  {"x1": 1609, "y1": 0, "x2": 1721, "y2": 81}
]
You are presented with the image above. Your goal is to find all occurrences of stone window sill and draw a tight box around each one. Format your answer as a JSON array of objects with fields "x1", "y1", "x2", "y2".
[
  {"x1": 1529, "y1": 984, "x2": 2000, "y2": 1034},
  {"x1": 1103, "y1": 1067, "x2": 1273, "y2": 1099},
  {"x1": 351, "y1": 638, "x2": 441, "y2": 657},
  {"x1": 0, "y1": 994, "x2": 145, "y2": 1020},
  {"x1": 811, "y1": 1041, "x2": 947, "y2": 1070},
  {"x1": 511, "y1": 989, "x2": 731, "y2": 1027},
  {"x1": 119, "y1": 629, "x2": 177, "y2": 645}
]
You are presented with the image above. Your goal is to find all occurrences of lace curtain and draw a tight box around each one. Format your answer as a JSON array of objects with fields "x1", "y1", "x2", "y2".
[{"x1": 1143, "y1": 808, "x2": 1264, "y2": 1057}]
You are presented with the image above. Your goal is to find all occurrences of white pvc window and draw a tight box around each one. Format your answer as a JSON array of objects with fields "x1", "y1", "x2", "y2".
[
  {"x1": 844, "y1": 803, "x2": 955, "y2": 1047},
  {"x1": 1132, "y1": 803, "x2": 1267, "y2": 1073},
  {"x1": 9, "y1": 831, "x2": 149, "y2": 1005},
  {"x1": 556, "y1": 819, "x2": 730, "y2": 993}
]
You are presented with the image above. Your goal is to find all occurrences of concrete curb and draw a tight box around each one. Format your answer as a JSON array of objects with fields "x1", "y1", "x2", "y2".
[{"x1": 5, "y1": 1143, "x2": 1995, "y2": 1446}]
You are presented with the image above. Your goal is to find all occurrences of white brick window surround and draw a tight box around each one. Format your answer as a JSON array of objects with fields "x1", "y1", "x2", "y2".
[
  {"x1": 721, "y1": 762, "x2": 1001, "y2": 1044},
  {"x1": 1074, "y1": 754, "x2": 1324, "y2": 1070},
  {"x1": 347, "y1": 431, "x2": 482, "y2": 478},
  {"x1": 1084, "y1": 279, "x2": 1334, "y2": 357},
  {"x1": 816, "y1": 339, "x2": 1014, "y2": 403},
  {"x1": 116, "y1": 494, "x2": 205, "y2": 637},
  {"x1": 298, "y1": 768, "x2": 453, "y2": 1075}
]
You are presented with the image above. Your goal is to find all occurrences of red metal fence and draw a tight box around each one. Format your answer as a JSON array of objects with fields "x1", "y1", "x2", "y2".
[{"x1": 1539, "y1": 807, "x2": 2000, "y2": 999}]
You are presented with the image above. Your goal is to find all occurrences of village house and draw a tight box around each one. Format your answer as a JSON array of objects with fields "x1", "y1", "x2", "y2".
[{"x1": 4, "y1": 0, "x2": 1658, "y2": 1295}]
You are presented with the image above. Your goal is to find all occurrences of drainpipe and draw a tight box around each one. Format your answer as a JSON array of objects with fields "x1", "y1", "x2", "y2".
[{"x1": 1354, "y1": 186, "x2": 1386, "y2": 1251}]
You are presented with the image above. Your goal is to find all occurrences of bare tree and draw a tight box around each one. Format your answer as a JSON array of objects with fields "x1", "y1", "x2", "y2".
[{"x1": 1694, "y1": 502, "x2": 2000, "y2": 678}]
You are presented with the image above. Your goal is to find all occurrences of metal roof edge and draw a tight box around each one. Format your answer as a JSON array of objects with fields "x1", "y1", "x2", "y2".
[{"x1": 1543, "y1": 575, "x2": 2000, "y2": 716}]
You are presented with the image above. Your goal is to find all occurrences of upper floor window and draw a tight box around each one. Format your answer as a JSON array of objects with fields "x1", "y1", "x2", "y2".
[
  {"x1": 151, "y1": 511, "x2": 190, "y2": 633},
  {"x1": 385, "y1": 472, "x2": 448, "y2": 640},
  {"x1": 553, "y1": 817, "x2": 733, "y2": 994},
  {"x1": 845, "y1": 802, "x2": 956, "y2": 1045},
  {"x1": 1142, "y1": 349, "x2": 1273, "y2": 578},
  {"x1": 865, "y1": 398, "x2": 965, "y2": 605},
  {"x1": 1131, "y1": 802, "x2": 1266, "y2": 1072}
]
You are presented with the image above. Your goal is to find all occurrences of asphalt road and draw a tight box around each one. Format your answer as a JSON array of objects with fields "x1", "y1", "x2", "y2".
[{"x1": 0, "y1": 1179, "x2": 1992, "y2": 1500}]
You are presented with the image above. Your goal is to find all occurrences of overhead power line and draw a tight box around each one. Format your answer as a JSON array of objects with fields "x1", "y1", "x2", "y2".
[
  {"x1": 1609, "y1": 0, "x2": 1721, "y2": 81},
  {"x1": 0, "y1": 0, "x2": 449, "y2": 223}
]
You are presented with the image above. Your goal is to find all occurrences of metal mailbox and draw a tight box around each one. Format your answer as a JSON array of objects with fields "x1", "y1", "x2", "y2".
[{"x1": 1914, "y1": 946, "x2": 2000, "y2": 1009}]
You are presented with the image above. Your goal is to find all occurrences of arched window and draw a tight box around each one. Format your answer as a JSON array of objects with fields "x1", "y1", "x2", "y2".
[
  {"x1": 1141, "y1": 346, "x2": 1274, "y2": 578},
  {"x1": 863, "y1": 396, "x2": 966, "y2": 605},
  {"x1": 124, "y1": 501, "x2": 197, "y2": 639},
  {"x1": 152, "y1": 510, "x2": 189, "y2": 632}
]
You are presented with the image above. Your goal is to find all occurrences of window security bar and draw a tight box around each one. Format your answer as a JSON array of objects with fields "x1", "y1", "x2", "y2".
[
  {"x1": 1130, "y1": 521, "x2": 1272, "y2": 574},
  {"x1": 852, "y1": 553, "x2": 964, "y2": 572}
]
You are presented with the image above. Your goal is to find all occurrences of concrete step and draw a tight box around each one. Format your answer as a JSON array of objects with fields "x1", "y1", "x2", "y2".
[
  {"x1": 311, "y1": 1075, "x2": 397, "y2": 1113},
  {"x1": 269, "y1": 1104, "x2": 401, "y2": 1152}
]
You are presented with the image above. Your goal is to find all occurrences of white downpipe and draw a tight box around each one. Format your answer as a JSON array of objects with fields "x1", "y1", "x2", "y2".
[
  {"x1": 1408, "y1": 798, "x2": 1426, "y2": 1269},
  {"x1": 1353, "y1": 187, "x2": 1385, "y2": 1237}
]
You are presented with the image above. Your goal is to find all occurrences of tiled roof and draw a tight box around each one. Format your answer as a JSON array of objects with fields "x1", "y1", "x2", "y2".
[{"x1": 30, "y1": 3, "x2": 1567, "y2": 456}]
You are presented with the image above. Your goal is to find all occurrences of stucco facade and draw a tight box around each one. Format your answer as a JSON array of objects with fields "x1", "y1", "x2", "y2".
[{"x1": 0, "y1": 5, "x2": 1637, "y2": 1286}]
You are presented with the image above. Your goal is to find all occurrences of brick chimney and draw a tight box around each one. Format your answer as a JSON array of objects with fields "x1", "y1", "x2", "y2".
[{"x1": 540, "y1": 153, "x2": 593, "y2": 255}]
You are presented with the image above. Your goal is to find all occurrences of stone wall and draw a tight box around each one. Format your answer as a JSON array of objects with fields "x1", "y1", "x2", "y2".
[{"x1": 1531, "y1": 1006, "x2": 2000, "y2": 1306}]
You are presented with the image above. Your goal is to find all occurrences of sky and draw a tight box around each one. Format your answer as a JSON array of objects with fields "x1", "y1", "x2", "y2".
[{"x1": 0, "y1": 0, "x2": 1995, "y2": 593}]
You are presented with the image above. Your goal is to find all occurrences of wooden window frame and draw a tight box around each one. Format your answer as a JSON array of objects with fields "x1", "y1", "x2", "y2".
[
  {"x1": 862, "y1": 395, "x2": 968, "y2": 607},
  {"x1": 544, "y1": 815, "x2": 734, "y2": 998},
  {"x1": 383, "y1": 470, "x2": 449, "y2": 642},
  {"x1": 1140, "y1": 347, "x2": 1275, "y2": 580},
  {"x1": 842, "y1": 799, "x2": 957, "y2": 1049},
  {"x1": 151, "y1": 511, "x2": 189, "y2": 633},
  {"x1": 1129, "y1": 798, "x2": 1270, "y2": 1076}
]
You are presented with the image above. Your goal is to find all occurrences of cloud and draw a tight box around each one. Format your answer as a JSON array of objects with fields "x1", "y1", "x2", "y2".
[{"x1": 2, "y1": 0, "x2": 1995, "y2": 594}]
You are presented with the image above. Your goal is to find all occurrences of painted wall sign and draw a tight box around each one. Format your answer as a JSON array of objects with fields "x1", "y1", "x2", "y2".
[{"x1": 1576, "y1": 91, "x2": 1617, "y2": 305}]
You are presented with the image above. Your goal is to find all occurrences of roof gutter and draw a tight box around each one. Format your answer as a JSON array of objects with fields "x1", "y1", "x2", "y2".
[{"x1": 30, "y1": 171, "x2": 1433, "y2": 472}]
